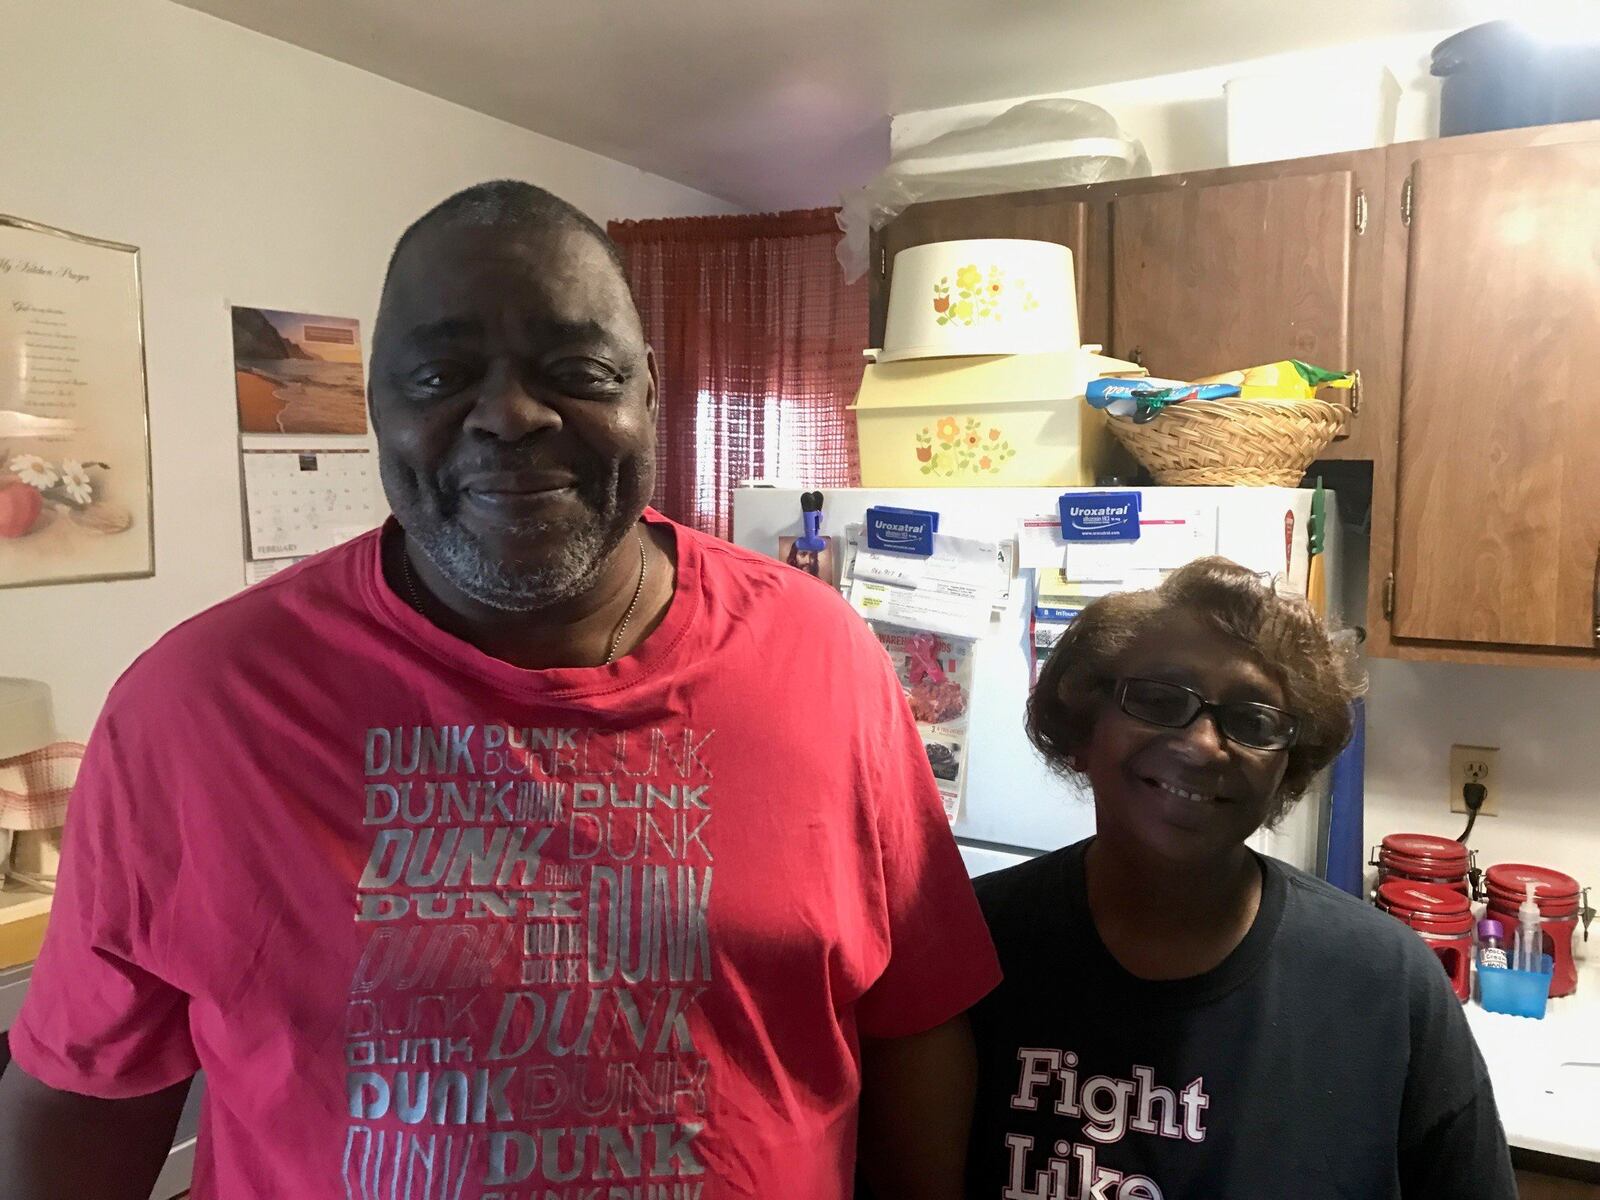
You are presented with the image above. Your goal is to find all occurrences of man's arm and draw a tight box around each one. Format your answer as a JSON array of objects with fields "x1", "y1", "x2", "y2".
[
  {"x1": 856, "y1": 1014, "x2": 977, "y2": 1200},
  {"x1": 0, "y1": 1063, "x2": 191, "y2": 1200}
]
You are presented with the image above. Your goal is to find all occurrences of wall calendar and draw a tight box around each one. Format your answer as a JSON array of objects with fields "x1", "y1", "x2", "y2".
[{"x1": 241, "y1": 446, "x2": 379, "y2": 560}]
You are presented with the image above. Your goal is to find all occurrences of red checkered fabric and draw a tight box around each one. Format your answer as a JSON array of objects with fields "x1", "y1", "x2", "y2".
[
  {"x1": 609, "y1": 209, "x2": 867, "y2": 541},
  {"x1": 0, "y1": 741, "x2": 84, "y2": 830}
]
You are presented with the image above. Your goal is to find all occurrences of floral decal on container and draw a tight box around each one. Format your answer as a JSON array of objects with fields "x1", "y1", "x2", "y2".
[
  {"x1": 915, "y1": 417, "x2": 1018, "y2": 477},
  {"x1": 932, "y1": 264, "x2": 1040, "y2": 327},
  {"x1": 0, "y1": 452, "x2": 130, "y2": 539}
]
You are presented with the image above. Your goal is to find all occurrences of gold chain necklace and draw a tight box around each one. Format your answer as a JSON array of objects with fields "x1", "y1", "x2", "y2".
[{"x1": 398, "y1": 530, "x2": 649, "y2": 666}]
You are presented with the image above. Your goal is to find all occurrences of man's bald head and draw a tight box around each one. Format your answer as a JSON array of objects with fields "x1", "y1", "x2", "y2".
[
  {"x1": 368, "y1": 182, "x2": 656, "y2": 614},
  {"x1": 383, "y1": 179, "x2": 626, "y2": 289}
]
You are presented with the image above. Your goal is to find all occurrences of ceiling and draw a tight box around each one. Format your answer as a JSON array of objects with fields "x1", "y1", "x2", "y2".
[{"x1": 172, "y1": 0, "x2": 1485, "y2": 211}]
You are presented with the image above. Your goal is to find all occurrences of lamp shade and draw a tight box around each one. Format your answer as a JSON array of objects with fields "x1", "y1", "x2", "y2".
[{"x1": 0, "y1": 678, "x2": 55, "y2": 760}]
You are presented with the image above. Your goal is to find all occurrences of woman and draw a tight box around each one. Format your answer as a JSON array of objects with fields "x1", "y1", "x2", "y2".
[{"x1": 966, "y1": 558, "x2": 1513, "y2": 1199}]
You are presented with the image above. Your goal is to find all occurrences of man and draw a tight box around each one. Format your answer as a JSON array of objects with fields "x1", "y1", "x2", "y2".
[{"x1": 0, "y1": 182, "x2": 1000, "y2": 1199}]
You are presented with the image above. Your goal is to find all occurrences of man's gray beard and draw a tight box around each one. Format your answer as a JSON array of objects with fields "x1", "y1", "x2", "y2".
[{"x1": 409, "y1": 516, "x2": 619, "y2": 613}]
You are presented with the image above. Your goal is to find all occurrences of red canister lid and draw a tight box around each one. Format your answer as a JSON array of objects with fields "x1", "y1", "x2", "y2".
[
  {"x1": 1381, "y1": 833, "x2": 1470, "y2": 868},
  {"x1": 1484, "y1": 863, "x2": 1580, "y2": 903},
  {"x1": 1485, "y1": 895, "x2": 1580, "y2": 919},
  {"x1": 1380, "y1": 853, "x2": 1469, "y2": 880},
  {"x1": 1377, "y1": 879, "x2": 1473, "y2": 932}
]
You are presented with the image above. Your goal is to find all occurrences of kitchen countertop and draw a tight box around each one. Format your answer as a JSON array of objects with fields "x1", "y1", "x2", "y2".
[{"x1": 1466, "y1": 958, "x2": 1600, "y2": 1164}]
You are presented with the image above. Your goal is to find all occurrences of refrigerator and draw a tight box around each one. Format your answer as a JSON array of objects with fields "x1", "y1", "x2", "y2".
[{"x1": 732, "y1": 486, "x2": 1343, "y2": 879}]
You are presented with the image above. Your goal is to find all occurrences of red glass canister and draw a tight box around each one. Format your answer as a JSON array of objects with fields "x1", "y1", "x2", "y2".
[
  {"x1": 1373, "y1": 833, "x2": 1473, "y2": 897},
  {"x1": 1377, "y1": 879, "x2": 1474, "y2": 1002},
  {"x1": 1484, "y1": 863, "x2": 1584, "y2": 998}
]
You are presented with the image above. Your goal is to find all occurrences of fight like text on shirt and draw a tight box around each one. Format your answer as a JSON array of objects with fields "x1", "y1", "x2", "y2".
[{"x1": 1003, "y1": 1049, "x2": 1210, "y2": 1200}]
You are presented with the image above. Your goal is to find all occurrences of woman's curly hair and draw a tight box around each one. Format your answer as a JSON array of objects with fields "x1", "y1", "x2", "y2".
[{"x1": 1027, "y1": 557, "x2": 1365, "y2": 827}]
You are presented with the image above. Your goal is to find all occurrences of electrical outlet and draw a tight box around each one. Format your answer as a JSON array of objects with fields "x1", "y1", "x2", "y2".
[{"x1": 1449, "y1": 744, "x2": 1499, "y2": 816}]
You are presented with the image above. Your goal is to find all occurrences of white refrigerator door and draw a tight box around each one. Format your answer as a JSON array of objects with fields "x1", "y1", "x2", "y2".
[{"x1": 731, "y1": 486, "x2": 1334, "y2": 869}]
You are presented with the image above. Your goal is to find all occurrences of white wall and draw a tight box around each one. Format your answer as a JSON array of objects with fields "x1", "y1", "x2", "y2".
[
  {"x1": 891, "y1": 31, "x2": 1451, "y2": 176},
  {"x1": 893, "y1": 34, "x2": 1600, "y2": 898},
  {"x1": 0, "y1": 0, "x2": 738, "y2": 739},
  {"x1": 1363, "y1": 660, "x2": 1600, "y2": 903}
]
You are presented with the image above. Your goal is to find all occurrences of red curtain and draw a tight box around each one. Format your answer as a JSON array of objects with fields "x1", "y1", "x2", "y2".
[{"x1": 609, "y1": 209, "x2": 866, "y2": 540}]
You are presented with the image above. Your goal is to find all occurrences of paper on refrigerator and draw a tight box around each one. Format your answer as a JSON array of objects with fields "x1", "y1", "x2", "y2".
[
  {"x1": 848, "y1": 531, "x2": 1005, "y2": 639},
  {"x1": 1067, "y1": 504, "x2": 1216, "y2": 579},
  {"x1": 1015, "y1": 514, "x2": 1068, "y2": 572},
  {"x1": 843, "y1": 523, "x2": 1014, "y2": 606},
  {"x1": 870, "y1": 624, "x2": 975, "y2": 824},
  {"x1": 1220, "y1": 500, "x2": 1306, "y2": 593},
  {"x1": 1016, "y1": 502, "x2": 1218, "y2": 580},
  {"x1": 1030, "y1": 569, "x2": 1100, "y2": 681},
  {"x1": 1037, "y1": 573, "x2": 1159, "y2": 600}
]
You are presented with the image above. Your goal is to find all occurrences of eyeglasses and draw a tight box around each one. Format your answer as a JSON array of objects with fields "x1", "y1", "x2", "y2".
[{"x1": 1115, "y1": 677, "x2": 1301, "y2": 752}]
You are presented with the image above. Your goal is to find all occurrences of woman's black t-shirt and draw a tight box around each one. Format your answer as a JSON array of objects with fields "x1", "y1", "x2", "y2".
[{"x1": 966, "y1": 839, "x2": 1515, "y2": 1199}]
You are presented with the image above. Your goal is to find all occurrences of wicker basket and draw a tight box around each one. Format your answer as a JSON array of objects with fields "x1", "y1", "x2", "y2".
[{"x1": 1105, "y1": 396, "x2": 1346, "y2": 486}]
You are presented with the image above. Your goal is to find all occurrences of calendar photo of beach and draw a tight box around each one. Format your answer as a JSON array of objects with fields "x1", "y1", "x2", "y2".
[{"x1": 232, "y1": 307, "x2": 367, "y2": 435}]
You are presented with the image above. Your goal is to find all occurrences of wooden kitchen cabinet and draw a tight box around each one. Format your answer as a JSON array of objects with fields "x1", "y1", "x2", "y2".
[
  {"x1": 1366, "y1": 120, "x2": 1600, "y2": 666},
  {"x1": 1517, "y1": 1174, "x2": 1600, "y2": 1199},
  {"x1": 1514, "y1": 1149, "x2": 1600, "y2": 1198},
  {"x1": 1108, "y1": 170, "x2": 1355, "y2": 373},
  {"x1": 1101, "y1": 153, "x2": 1387, "y2": 458}
]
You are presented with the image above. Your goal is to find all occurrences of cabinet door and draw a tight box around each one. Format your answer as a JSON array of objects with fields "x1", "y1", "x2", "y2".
[
  {"x1": 1110, "y1": 170, "x2": 1355, "y2": 379},
  {"x1": 1391, "y1": 140, "x2": 1600, "y2": 649},
  {"x1": 1514, "y1": 1171, "x2": 1600, "y2": 1199},
  {"x1": 870, "y1": 192, "x2": 1094, "y2": 348}
]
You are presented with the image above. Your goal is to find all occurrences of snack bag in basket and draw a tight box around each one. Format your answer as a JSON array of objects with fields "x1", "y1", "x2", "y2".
[{"x1": 1193, "y1": 359, "x2": 1354, "y2": 401}]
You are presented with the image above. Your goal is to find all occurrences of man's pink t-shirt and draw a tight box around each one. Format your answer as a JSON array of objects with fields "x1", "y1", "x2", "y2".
[{"x1": 13, "y1": 511, "x2": 1000, "y2": 1198}]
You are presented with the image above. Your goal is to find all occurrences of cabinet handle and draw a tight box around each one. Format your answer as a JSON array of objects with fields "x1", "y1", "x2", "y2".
[
  {"x1": 1593, "y1": 543, "x2": 1600, "y2": 645},
  {"x1": 1128, "y1": 347, "x2": 1145, "y2": 366}
]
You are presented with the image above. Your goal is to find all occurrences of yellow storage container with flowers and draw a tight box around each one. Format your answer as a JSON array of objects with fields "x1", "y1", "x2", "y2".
[{"x1": 851, "y1": 349, "x2": 1142, "y2": 487}]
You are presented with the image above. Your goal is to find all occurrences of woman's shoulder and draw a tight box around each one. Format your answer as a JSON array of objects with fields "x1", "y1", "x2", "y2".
[
  {"x1": 972, "y1": 842, "x2": 1088, "y2": 956},
  {"x1": 974, "y1": 843, "x2": 1078, "y2": 913},
  {"x1": 1276, "y1": 861, "x2": 1413, "y2": 937},
  {"x1": 1271, "y1": 859, "x2": 1466, "y2": 997}
]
